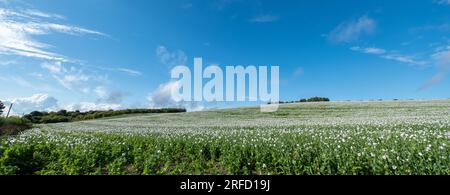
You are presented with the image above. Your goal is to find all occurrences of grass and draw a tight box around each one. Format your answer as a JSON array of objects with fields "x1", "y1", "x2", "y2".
[
  {"x1": 0, "y1": 100, "x2": 449, "y2": 175},
  {"x1": 0, "y1": 117, "x2": 32, "y2": 136}
]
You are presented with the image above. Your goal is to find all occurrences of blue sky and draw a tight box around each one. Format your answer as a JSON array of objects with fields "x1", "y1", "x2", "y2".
[{"x1": 1, "y1": 0, "x2": 450, "y2": 114}]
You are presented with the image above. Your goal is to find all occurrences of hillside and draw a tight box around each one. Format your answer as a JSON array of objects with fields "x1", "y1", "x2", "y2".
[{"x1": 1, "y1": 100, "x2": 449, "y2": 175}]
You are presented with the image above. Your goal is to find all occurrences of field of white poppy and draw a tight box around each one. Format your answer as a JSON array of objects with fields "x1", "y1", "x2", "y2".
[{"x1": 1, "y1": 100, "x2": 449, "y2": 175}]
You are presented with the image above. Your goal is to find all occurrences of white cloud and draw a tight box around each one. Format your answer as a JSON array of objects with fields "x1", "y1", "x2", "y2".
[
  {"x1": 147, "y1": 81, "x2": 179, "y2": 107},
  {"x1": 381, "y1": 54, "x2": 428, "y2": 66},
  {"x1": 64, "y1": 102, "x2": 122, "y2": 112},
  {"x1": 432, "y1": 49, "x2": 450, "y2": 71},
  {"x1": 419, "y1": 48, "x2": 450, "y2": 90},
  {"x1": 40, "y1": 61, "x2": 92, "y2": 91},
  {"x1": 182, "y1": 3, "x2": 193, "y2": 9},
  {"x1": 293, "y1": 67, "x2": 304, "y2": 77},
  {"x1": 410, "y1": 23, "x2": 450, "y2": 33},
  {"x1": 104, "y1": 91, "x2": 128, "y2": 104},
  {"x1": 156, "y1": 45, "x2": 187, "y2": 67},
  {"x1": 94, "y1": 86, "x2": 108, "y2": 99},
  {"x1": 1, "y1": 93, "x2": 126, "y2": 115},
  {"x1": 3, "y1": 93, "x2": 58, "y2": 115},
  {"x1": 328, "y1": 15, "x2": 376, "y2": 43},
  {"x1": 0, "y1": 8, "x2": 106, "y2": 62},
  {"x1": 214, "y1": 0, "x2": 235, "y2": 10},
  {"x1": 350, "y1": 46, "x2": 386, "y2": 55},
  {"x1": 249, "y1": 14, "x2": 279, "y2": 23},
  {"x1": 351, "y1": 46, "x2": 428, "y2": 67},
  {"x1": 0, "y1": 60, "x2": 16, "y2": 66},
  {"x1": 147, "y1": 81, "x2": 204, "y2": 111},
  {"x1": 94, "y1": 86, "x2": 129, "y2": 104},
  {"x1": 55, "y1": 74, "x2": 89, "y2": 90},
  {"x1": 11, "y1": 76, "x2": 33, "y2": 88},
  {"x1": 22, "y1": 9, "x2": 65, "y2": 19},
  {"x1": 41, "y1": 61, "x2": 64, "y2": 74},
  {"x1": 352, "y1": 45, "x2": 449, "y2": 90},
  {"x1": 435, "y1": 0, "x2": 450, "y2": 5},
  {"x1": 116, "y1": 68, "x2": 142, "y2": 76},
  {"x1": 29, "y1": 72, "x2": 44, "y2": 79},
  {"x1": 419, "y1": 73, "x2": 445, "y2": 91}
]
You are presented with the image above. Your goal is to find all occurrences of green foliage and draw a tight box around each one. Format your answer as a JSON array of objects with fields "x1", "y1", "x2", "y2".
[
  {"x1": 0, "y1": 101, "x2": 5, "y2": 115},
  {"x1": 0, "y1": 117, "x2": 32, "y2": 136},
  {"x1": 24, "y1": 108, "x2": 186, "y2": 124},
  {"x1": 0, "y1": 125, "x2": 448, "y2": 175},
  {"x1": 299, "y1": 97, "x2": 330, "y2": 102},
  {"x1": 41, "y1": 115, "x2": 70, "y2": 123},
  {"x1": 0, "y1": 144, "x2": 46, "y2": 174}
]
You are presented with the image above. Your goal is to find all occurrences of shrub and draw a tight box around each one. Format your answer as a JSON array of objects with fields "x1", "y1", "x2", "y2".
[
  {"x1": 0, "y1": 117, "x2": 32, "y2": 136},
  {"x1": 272, "y1": 97, "x2": 331, "y2": 105},
  {"x1": 40, "y1": 115, "x2": 70, "y2": 124},
  {"x1": 306, "y1": 97, "x2": 330, "y2": 102},
  {"x1": 23, "y1": 108, "x2": 187, "y2": 124},
  {"x1": 0, "y1": 101, "x2": 5, "y2": 115}
]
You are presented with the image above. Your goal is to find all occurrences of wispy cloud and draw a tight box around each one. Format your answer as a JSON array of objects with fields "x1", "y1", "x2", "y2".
[
  {"x1": 0, "y1": 8, "x2": 106, "y2": 62},
  {"x1": 249, "y1": 14, "x2": 279, "y2": 23},
  {"x1": 22, "y1": 9, "x2": 65, "y2": 19},
  {"x1": 40, "y1": 61, "x2": 92, "y2": 92},
  {"x1": 41, "y1": 61, "x2": 64, "y2": 74},
  {"x1": 156, "y1": 45, "x2": 187, "y2": 67},
  {"x1": 351, "y1": 45, "x2": 450, "y2": 90},
  {"x1": 433, "y1": 47, "x2": 450, "y2": 71},
  {"x1": 351, "y1": 46, "x2": 428, "y2": 67},
  {"x1": 381, "y1": 54, "x2": 428, "y2": 66},
  {"x1": 94, "y1": 86, "x2": 108, "y2": 99},
  {"x1": 11, "y1": 76, "x2": 33, "y2": 88},
  {"x1": 410, "y1": 23, "x2": 450, "y2": 33},
  {"x1": 420, "y1": 48, "x2": 450, "y2": 90},
  {"x1": 116, "y1": 68, "x2": 142, "y2": 76},
  {"x1": 293, "y1": 67, "x2": 304, "y2": 78},
  {"x1": 434, "y1": 0, "x2": 450, "y2": 5},
  {"x1": 328, "y1": 15, "x2": 376, "y2": 43},
  {"x1": 419, "y1": 73, "x2": 445, "y2": 91},
  {"x1": 181, "y1": 3, "x2": 193, "y2": 9},
  {"x1": 0, "y1": 60, "x2": 17, "y2": 66},
  {"x1": 350, "y1": 46, "x2": 386, "y2": 55},
  {"x1": 213, "y1": 0, "x2": 235, "y2": 10},
  {"x1": 55, "y1": 74, "x2": 89, "y2": 91}
]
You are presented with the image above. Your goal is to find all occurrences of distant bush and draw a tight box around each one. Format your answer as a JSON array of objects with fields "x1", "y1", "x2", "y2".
[
  {"x1": 269, "y1": 97, "x2": 330, "y2": 104},
  {"x1": 0, "y1": 117, "x2": 32, "y2": 136},
  {"x1": 24, "y1": 108, "x2": 187, "y2": 124},
  {"x1": 40, "y1": 115, "x2": 70, "y2": 124},
  {"x1": 300, "y1": 97, "x2": 330, "y2": 102}
]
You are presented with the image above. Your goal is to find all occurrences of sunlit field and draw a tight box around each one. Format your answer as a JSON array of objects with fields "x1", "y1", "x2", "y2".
[{"x1": 1, "y1": 100, "x2": 449, "y2": 175}]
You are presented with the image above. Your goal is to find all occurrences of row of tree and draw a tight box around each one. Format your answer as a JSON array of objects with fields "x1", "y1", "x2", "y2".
[
  {"x1": 269, "y1": 97, "x2": 330, "y2": 104},
  {"x1": 23, "y1": 108, "x2": 187, "y2": 124}
]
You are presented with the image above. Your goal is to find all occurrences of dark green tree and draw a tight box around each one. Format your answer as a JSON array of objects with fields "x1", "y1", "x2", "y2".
[{"x1": 0, "y1": 101, "x2": 5, "y2": 115}]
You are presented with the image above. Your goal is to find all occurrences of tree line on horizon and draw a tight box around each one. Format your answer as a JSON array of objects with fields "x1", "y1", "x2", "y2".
[
  {"x1": 23, "y1": 108, "x2": 187, "y2": 124},
  {"x1": 269, "y1": 97, "x2": 330, "y2": 104}
]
